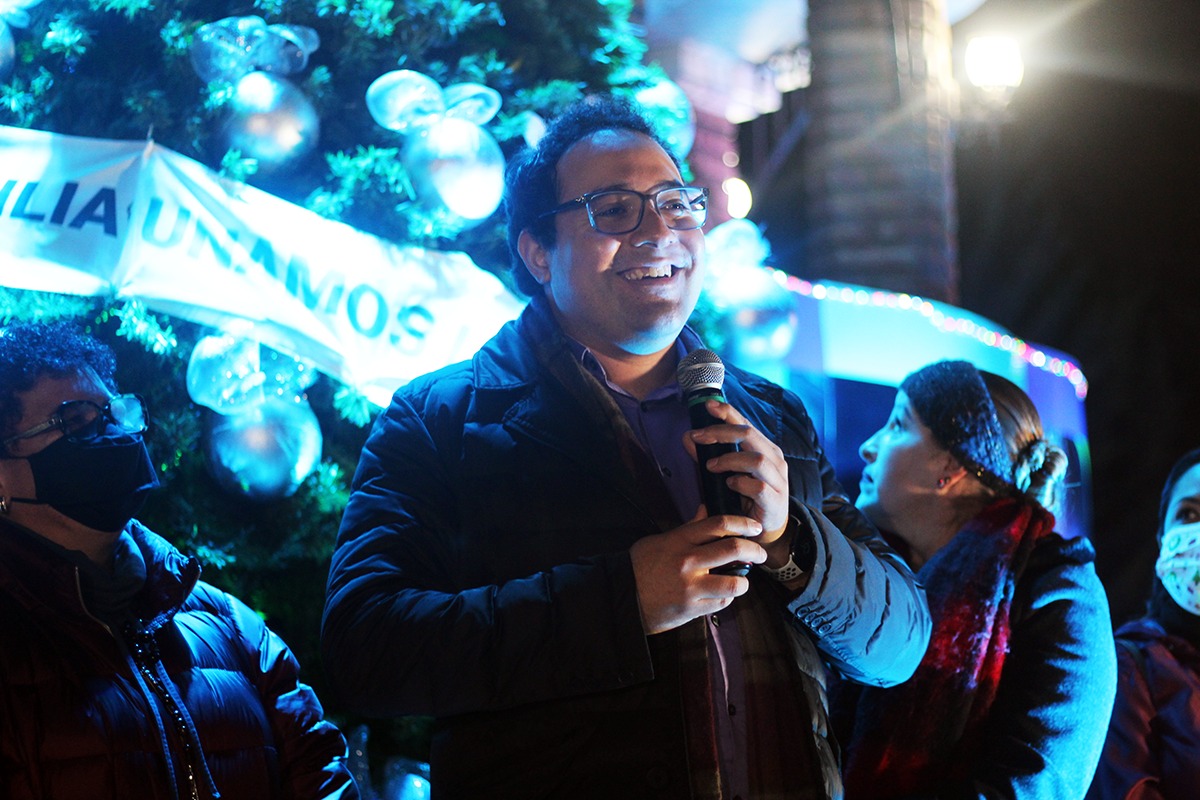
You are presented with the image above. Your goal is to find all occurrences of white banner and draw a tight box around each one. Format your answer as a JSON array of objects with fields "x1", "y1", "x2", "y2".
[{"x1": 0, "y1": 125, "x2": 525, "y2": 405}]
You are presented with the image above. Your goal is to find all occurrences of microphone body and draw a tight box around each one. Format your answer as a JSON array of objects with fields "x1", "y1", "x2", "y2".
[
  {"x1": 677, "y1": 349, "x2": 751, "y2": 577},
  {"x1": 686, "y1": 387, "x2": 744, "y2": 517}
]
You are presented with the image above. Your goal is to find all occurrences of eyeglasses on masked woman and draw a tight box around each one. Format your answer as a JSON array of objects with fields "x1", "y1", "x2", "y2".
[{"x1": 1, "y1": 394, "x2": 148, "y2": 456}]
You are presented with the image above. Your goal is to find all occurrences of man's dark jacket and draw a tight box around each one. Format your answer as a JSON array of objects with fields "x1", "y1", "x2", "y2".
[{"x1": 323, "y1": 297, "x2": 929, "y2": 798}]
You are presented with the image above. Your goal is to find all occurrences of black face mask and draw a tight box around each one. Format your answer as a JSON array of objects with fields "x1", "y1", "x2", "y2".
[{"x1": 7, "y1": 427, "x2": 160, "y2": 532}]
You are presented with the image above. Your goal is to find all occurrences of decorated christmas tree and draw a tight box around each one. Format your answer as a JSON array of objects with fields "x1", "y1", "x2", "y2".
[{"x1": 0, "y1": 0, "x2": 690, "y2": 784}]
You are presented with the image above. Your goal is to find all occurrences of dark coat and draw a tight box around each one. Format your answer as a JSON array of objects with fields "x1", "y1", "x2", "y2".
[
  {"x1": 833, "y1": 509, "x2": 1116, "y2": 800},
  {"x1": 0, "y1": 518, "x2": 357, "y2": 800},
  {"x1": 1086, "y1": 614, "x2": 1200, "y2": 800},
  {"x1": 322, "y1": 298, "x2": 929, "y2": 799},
  {"x1": 963, "y1": 534, "x2": 1116, "y2": 798}
]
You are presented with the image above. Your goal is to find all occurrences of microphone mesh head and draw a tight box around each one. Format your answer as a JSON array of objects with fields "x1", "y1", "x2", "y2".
[{"x1": 677, "y1": 348, "x2": 725, "y2": 392}]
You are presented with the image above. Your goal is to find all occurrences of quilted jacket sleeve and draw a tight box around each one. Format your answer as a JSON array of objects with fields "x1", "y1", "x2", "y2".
[
  {"x1": 753, "y1": 381, "x2": 931, "y2": 688},
  {"x1": 787, "y1": 500, "x2": 931, "y2": 688},
  {"x1": 224, "y1": 591, "x2": 360, "y2": 800}
]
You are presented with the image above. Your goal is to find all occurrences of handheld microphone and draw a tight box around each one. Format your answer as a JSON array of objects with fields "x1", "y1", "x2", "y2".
[{"x1": 676, "y1": 348, "x2": 750, "y2": 577}]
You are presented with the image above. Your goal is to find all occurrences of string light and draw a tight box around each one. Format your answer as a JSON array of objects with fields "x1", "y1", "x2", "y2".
[{"x1": 778, "y1": 274, "x2": 1088, "y2": 399}]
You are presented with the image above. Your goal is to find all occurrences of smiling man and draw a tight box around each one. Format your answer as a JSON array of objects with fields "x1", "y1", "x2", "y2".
[{"x1": 322, "y1": 95, "x2": 930, "y2": 800}]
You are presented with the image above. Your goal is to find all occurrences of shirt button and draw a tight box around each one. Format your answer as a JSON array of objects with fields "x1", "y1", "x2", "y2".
[
  {"x1": 660, "y1": 466, "x2": 672, "y2": 478},
  {"x1": 710, "y1": 613, "x2": 721, "y2": 627}
]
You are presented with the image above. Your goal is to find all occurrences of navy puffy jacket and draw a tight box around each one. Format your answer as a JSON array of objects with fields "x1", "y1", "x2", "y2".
[{"x1": 0, "y1": 518, "x2": 357, "y2": 800}]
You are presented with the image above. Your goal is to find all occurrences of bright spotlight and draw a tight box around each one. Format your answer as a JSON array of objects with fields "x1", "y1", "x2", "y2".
[{"x1": 965, "y1": 36, "x2": 1024, "y2": 91}]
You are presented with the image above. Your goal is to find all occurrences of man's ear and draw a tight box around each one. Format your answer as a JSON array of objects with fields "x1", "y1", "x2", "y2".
[{"x1": 517, "y1": 230, "x2": 552, "y2": 286}]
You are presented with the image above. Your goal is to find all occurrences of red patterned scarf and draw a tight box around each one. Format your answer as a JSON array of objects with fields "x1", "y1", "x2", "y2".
[{"x1": 836, "y1": 497, "x2": 1055, "y2": 798}]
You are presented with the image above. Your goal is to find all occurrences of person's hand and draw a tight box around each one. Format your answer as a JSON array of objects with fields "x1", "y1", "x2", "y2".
[
  {"x1": 684, "y1": 399, "x2": 791, "y2": 549},
  {"x1": 630, "y1": 507, "x2": 766, "y2": 634}
]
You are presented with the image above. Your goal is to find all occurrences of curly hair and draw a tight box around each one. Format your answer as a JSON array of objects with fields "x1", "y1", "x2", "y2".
[
  {"x1": 503, "y1": 94, "x2": 678, "y2": 296},
  {"x1": 0, "y1": 321, "x2": 117, "y2": 440}
]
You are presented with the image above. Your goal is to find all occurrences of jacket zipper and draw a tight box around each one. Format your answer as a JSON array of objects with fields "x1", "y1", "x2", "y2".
[
  {"x1": 72, "y1": 568, "x2": 202, "y2": 800},
  {"x1": 127, "y1": 628, "x2": 204, "y2": 800}
]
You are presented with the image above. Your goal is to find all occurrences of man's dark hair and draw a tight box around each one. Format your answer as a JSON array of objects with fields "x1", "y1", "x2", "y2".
[
  {"x1": 503, "y1": 94, "x2": 679, "y2": 296},
  {"x1": 0, "y1": 321, "x2": 117, "y2": 439}
]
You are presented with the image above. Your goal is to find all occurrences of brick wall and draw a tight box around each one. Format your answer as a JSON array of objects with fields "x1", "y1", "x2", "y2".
[{"x1": 804, "y1": 0, "x2": 959, "y2": 301}]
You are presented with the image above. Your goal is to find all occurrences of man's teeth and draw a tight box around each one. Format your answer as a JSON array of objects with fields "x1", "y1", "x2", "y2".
[{"x1": 622, "y1": 265, "x2": 674, "y2": 280}]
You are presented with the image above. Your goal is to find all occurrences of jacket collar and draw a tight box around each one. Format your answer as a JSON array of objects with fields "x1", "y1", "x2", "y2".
[
  {"x1": 467, "y1": 294, "x2": 683, "y2": 530},
  {"x1": 127, "y1": 519, "x2": 202, "y2": 632},
  {"x1": 471, "y1": 293, "x2": 563, "y2": 391},
  {"x1": 479, "y1": 296, "x2": 790, "y2": 447},
  {"x1": 0, "y1": 516, "x2": 200, "y2": 630},
  {"x1": 472, "y1": 293, "x2": 706, "y2": 390}
]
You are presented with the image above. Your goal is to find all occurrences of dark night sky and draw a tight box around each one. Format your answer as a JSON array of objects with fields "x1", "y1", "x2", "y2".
[{"x1": 953, "y1": 0, "x2": 1200, "y2": 623}]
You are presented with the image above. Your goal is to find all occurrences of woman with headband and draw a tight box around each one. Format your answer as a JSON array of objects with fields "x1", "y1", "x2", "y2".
[{"x1": 833, "y1": 360, "x2": 1117, "y2": 799}]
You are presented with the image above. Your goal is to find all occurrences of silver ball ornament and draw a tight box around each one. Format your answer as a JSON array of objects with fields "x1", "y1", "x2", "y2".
[
  {"x1": 186, "y1": 334, "x2": 264, "y2": 414},
  {"x1": 402, "y1": 117, "x2": 504, "y2": 223},
  {"x1": 635, "y1": 78, "x2": 697, "y2": 158},
  {"x1": 205, "y1": 396, "x2": 323, "y2": 502},
  {"x1": 443, "y1": 82, "x2": 501, "y2": 126},
  {"x1": 191, "y1": 15, "x2": 265, "y2": 84},
  {"x1": 220, "y1": 71, "x2": 319, "y2": 169}
]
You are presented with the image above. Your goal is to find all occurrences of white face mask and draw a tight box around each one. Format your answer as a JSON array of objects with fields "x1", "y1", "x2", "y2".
[{"x1": 1156, "y1": 521, "x2": 1200, "y2": 616}]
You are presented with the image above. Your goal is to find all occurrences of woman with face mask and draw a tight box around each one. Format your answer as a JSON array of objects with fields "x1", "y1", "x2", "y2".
[
  {"x1": 832, "y1": 359, "x2": 1117, "y2": 799},
  {"x1": 1086, "y1": 448, "x2": 1200, "y2": 800},
  {"x1": 0, "y1": 321, "x2": 357, "y2": 800}
]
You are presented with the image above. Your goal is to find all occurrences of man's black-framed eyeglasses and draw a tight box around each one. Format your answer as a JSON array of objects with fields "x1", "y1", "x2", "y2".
[
  {"x1": 538, "y1": 186, "x2": 709, "y2": 235},
  {"x1": 2, "y1": 394, "x2": 149, "y2": 452}
]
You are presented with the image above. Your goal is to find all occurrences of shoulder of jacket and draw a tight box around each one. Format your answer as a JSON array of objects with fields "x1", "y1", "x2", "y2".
[
  {"x1": 178, "y1": 582, "x2": 274, "y2": 655},
  {"x1": 723, "y1": 363, "x2": 819, "y2": 453},
  {"x1": 724, "y1": 361, "x2": 782, "y2": 398},
  {"x1": 1030, "y1": 532, "x2": 1098, "y2": 576},
  {"x1": 1016, "y1": 534, "x2": 1109, "y2": 620},
  {"x1": 181, "y1": 580, "x2": 237, "y2": 617},
  {"x1": 392, "y1": 359, "x2": 476, "y2": 406},
  {"x1": 1114, "y1": 616, "x2": 1164, "y2": 639}
]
